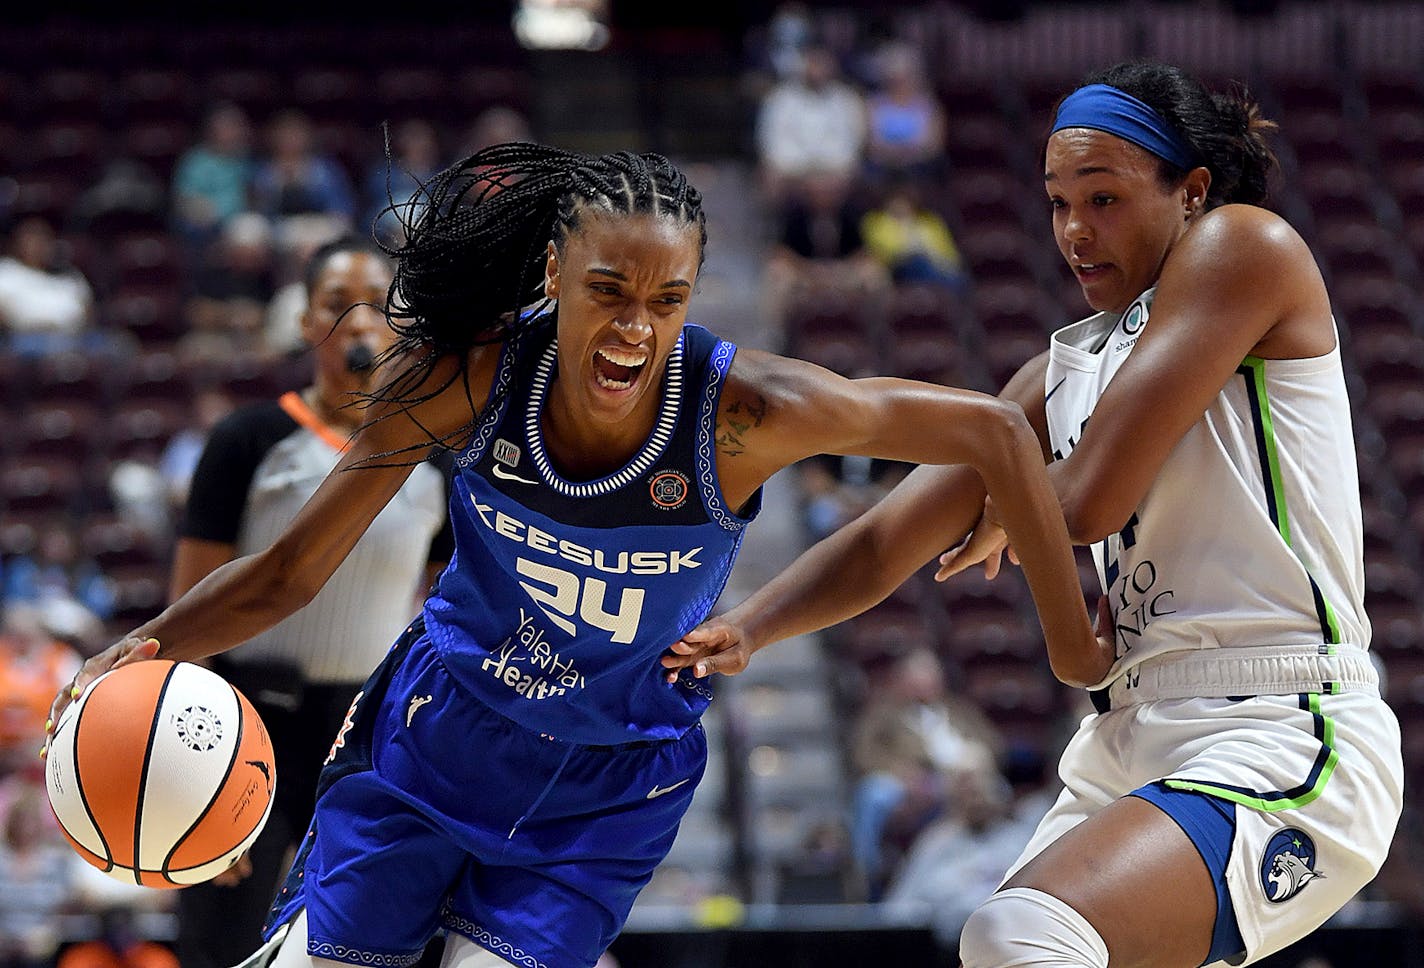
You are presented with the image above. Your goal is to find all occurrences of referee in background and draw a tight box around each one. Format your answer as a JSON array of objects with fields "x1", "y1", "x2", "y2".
[{"x1": 171, "y1": 235, "x2": 453, "y2": 968}]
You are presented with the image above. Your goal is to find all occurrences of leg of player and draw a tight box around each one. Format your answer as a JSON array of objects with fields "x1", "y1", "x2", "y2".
[
  {"x1": 262, "y1": 913, "x2": 344, "y2": 968},
  {"x1": 960, "y1": 797, "x2": 1218, "y2": 968},
  {"x1": 439, "y1": 934, "x2": 521, "y2": 968}
]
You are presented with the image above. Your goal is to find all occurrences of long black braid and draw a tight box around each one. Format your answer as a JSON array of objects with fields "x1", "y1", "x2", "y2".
[{"x1": 363, "y1": 141, "x2": 707, "y2": 461}]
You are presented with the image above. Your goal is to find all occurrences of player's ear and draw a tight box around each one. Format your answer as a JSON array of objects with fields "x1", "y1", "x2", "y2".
[{"x1": 544, "y1": 241, "x2": 560, "y2": 299}]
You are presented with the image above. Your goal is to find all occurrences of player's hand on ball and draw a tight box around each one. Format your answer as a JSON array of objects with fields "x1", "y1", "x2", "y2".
[
  {"x1": 43, "y1": 635, "x2": 160, "y2": 757},
  {"x1": 662, "y1": 616, "x2": 758, "y2": 682}
]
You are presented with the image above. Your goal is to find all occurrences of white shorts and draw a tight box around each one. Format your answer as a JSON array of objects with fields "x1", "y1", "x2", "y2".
[{"x1": 1003, "y1": 691, "x2": 1403, "y2": 966}]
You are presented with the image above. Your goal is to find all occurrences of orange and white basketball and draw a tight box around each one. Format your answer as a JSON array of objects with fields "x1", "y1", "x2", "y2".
[{"x1": 45, "y1": 659, "x2": 276, "y2": 887}]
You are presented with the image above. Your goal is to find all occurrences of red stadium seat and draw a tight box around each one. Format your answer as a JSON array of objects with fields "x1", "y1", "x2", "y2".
[
  {"x1": 106, "y1": 399, "x2": 189, "y2": 462},
  {"x1": 0, "y1": 455, "x2": 85, "y2": 513},
  {"x1": 103, "y1": 284, "x2": 187, "y2": 346},
  {"x1": 115, "y1": 68, "x2": 195, "y2": 123},
  {"x1": 29, "y1": 352, "x2": 114, "y2": 407},
  {"x1": 17, "y1": 401, "x2": 104, "y2": 459}
]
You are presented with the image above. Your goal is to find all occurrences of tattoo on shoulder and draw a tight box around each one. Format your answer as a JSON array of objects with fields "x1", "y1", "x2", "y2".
[{"x1": 717, "y1": 394, "x2": 768, "y2": 458}]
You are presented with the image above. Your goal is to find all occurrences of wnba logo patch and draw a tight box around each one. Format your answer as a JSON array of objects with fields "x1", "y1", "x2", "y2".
[
  {"x1": 1260, "y1": 828, "x2": 1323, "y2": 903},
  {"x1": 175, "y1": 706, "x2": 222, "y2": 751},
  {"x1": 493, "y1": 439, "x2": 521, "y2": 467},
  {"x1": 650, "y1": 469, "x2": 689, "y2": 510}
]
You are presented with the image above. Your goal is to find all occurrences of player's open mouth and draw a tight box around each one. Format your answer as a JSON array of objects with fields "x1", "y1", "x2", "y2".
[
  {"x1": 1074, "y1": 261, "x2": 1111, "y2": 279},
  {"x1": 592, "y1": 346, "x2": 648, "y2": 391}
]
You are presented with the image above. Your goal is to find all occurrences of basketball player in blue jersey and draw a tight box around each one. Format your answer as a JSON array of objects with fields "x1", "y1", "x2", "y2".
[
  {"x1": 46, "y1": 144, "x2": 1095, "y2": 968},
  {"x1": 666, "y1": 63, "x2": 1402, "y2": 967}
]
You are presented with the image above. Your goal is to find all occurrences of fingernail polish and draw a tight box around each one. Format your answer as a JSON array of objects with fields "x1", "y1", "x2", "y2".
[{"x1": 44, "y1": 719, "x2": 52, "y2": 732}]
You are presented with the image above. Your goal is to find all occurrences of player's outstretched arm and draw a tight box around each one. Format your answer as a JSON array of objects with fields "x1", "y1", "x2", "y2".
[
  {"x1": 45, "y1": 349, "x2": 491, "y2": 741},
  {"x1": 666, "y1": 350, "x2": 1104, "y2": 687}
]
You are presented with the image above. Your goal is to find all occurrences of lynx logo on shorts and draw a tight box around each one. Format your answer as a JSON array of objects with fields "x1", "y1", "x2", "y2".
[
  {"x1": 1260, "y1": 828, "x2": 1323, "y2": 903},
  {"x1": 650, "y1": 469, "x2": 689, "y2": 510}
]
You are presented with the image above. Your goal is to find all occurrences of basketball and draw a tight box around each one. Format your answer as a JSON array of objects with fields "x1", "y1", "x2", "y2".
[{"x1": 44, "y1": 659, "x2": 276, "y2": 888}]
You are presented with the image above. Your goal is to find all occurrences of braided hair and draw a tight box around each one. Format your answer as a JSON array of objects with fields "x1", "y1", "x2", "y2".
[{"x1": 366, "y1": 142, "x2": 707, "y2": 457}]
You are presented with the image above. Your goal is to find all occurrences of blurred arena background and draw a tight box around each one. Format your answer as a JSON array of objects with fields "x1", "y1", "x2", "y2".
[{"x1": 1, "y1": 2, "x2": 1422, "y2": 966}]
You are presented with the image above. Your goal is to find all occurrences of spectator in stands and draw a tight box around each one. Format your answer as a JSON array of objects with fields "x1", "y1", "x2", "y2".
[
  {"x1": 73, "y1": 159, "x2": 167, "y2": 237},
  {"x1": 0, "y1": 775, "x2": 77, "y2": 968},
  {"x1": 55, "y1": 907, "x2": 179, "y2": 968},
  {"x1": 848, "y1": 647, "x2": 1002, "y2": 898},
  {"x1": 2, "y1": 523, "x2": 115, "y2": 623},
  {"x1": 170, "y1": 234, "x2": 452, "y2": 968},
  {"x1": 756, "y1": 2, "x2": 816, "y2": 85},
  {"x1": 763, "y1": 170, "x2": 888, "y2": 331},
  {"x1": 365, "y1": 119, "x2": 442, "y2": 246},
  {"x1": 171, "y1": 103, "x2": 255, "y2": 255},
  {"x1": 183, "y1": 211, "x2": 278, "y2": 359},
  {"x1": 863, "y1": 43, "x2": 946, "y2": 186},
  {"x1": 0, "y1": 214, "x2": 97, "y2": 356},
  {"x1": 755, "y1": 44, "x2": 867, "y2": 206},
  {"x1": 0, "y1": 772, "x2": 177, "y2": 968},
  {"x1": 250, "y1": 110, "x2": 355, "y2": 250},
  {"x1": 157, "y1": 386, "x2": 237, "y2": 514},
  {"x1": 860, "y1": 177, "x2": 968, "y2": 293},
  {"x1": 882, "y1": 755, "x2": 1056, "y2": 945},
  {"x1": 0, "y1": 601, "x2": 82, "y2": 771}
]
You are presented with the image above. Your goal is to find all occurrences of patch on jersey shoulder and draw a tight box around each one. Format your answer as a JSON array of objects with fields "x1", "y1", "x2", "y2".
[
  {"x1": 1260, "y1": 828, "x2": 1324, "y2": 903},
  {"x1": 1111, "y1": 296, "x2": 1149, "y2": 353},
  {"x1": 650, "y1": 469, "x2": 690, "y2": 510},
  {"x1": 492, "y1": 438, "x2": 521, "y2": 467}
]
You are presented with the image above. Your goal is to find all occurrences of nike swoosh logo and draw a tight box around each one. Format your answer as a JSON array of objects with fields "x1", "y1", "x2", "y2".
[
  {"x1": 1044, "y1": 377, "x2": 1067, "y2": 403},
  {"x1": 646, "y1": 778, "x2": 691, "y2": 799},
  {"x1": 491, "y1": 464, "x2": 539, "y2": 485}
]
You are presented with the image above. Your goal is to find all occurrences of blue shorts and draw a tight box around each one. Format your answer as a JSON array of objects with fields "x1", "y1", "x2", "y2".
[
  {"x1": 264, "y1": 619, "x2": 707, "y2": 968},
  {"x1": 1131, "y1": 782, "x2": 1246, "y2": 966}
]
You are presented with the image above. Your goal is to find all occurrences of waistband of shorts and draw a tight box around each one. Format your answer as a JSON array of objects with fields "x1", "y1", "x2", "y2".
[{"x1": 1094, "y1": 644, "x2": 1379, "y2": 710}]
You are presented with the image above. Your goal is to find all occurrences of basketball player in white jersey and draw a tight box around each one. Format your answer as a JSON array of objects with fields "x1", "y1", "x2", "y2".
[{"x1": 665, "y1": 62, "x2": 1403, "y2": 967}]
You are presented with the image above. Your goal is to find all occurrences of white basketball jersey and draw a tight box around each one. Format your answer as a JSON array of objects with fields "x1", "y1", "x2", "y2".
[{"x1": 1044, "y1": 288, "x2": 1376, "y2": 701}]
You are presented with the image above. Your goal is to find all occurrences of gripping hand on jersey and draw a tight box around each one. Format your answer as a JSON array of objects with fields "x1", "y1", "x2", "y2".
[
  {"x1": 936, "y1": 495, "x2": 1019, "y2": 581},
  {"x1": 662, "y1": 616, "x2": 758, "y2": 683}
]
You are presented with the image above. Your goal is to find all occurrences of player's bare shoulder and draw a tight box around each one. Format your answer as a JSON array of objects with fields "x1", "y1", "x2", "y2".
[{"x1": 1183, "y1": 204, "x2": 1316, "y2": 276}]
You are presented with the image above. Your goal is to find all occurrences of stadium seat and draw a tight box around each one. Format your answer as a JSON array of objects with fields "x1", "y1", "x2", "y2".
[
  {"x1": 120, "y1": 349, "x2": 192, "y2": 405},
  {"x1": 201, "y1": 68, "x2": 283, "y2": 118},
  {"x1": 103, "y1": 284, "x2": 187, "y2": 345},
  {"x1": 17, "y1": 401, "x2": 104, "y2": 459},
  {"x1": 121, "y1": 120, "x2": 192, "y2": 176},
  {"x1": 0, "y1": 455, "x2": 85, "y2": 513},
  {"x1": 115, "y1": 68, "x2": 194, "y2": 123},
  {"x1": 106, "y1": 399, "x2": 189, "y2": 463},
  {"x1": 35, "y1": 68, "x2": 109, "y2": 122},
  {"x1": 29, "y1": 352, "x2": 113, "y2": 406},
  {"x1": 80, "y1": 514, "x2": 168, "y2": 570}
]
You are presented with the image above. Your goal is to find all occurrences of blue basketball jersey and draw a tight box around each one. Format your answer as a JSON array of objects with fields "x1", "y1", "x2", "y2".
[{"x1": 423, "y1": 320, "x2": 759, "y2": 746}]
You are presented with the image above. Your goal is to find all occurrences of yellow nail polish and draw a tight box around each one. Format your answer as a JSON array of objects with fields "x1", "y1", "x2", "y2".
[
  {"x1": 44, "y1": 718, "x2": 52, "y2": 732},
  {"x1": 38, "y1": 745, "x2": 47, "y2": 759},
  {"x1": 71, "y1": 685, "x2": 82, "y2": 699}
]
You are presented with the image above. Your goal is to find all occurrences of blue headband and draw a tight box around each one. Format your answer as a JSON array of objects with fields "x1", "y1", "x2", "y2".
[{"x1": 1052, "y1": 83, "x2": 1198, "y2": 170}]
